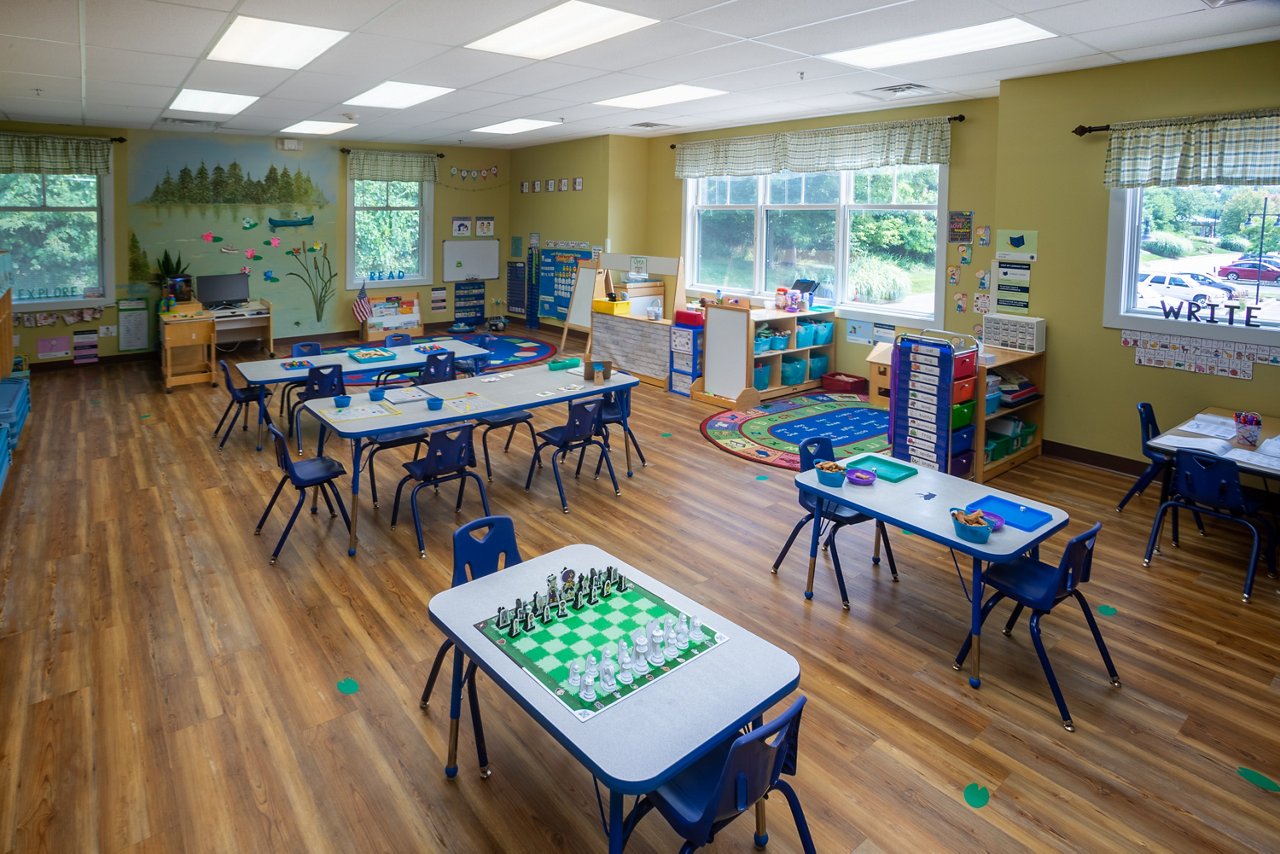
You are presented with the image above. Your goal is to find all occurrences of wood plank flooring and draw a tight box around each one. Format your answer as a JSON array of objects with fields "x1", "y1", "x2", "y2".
[{"x1": 2, "y1": 335, "x2": 1279, "y2": 853}]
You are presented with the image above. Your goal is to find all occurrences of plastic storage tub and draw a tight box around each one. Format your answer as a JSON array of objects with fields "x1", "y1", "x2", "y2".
[
  {"x1": 985, "y1": 389, "x2": 1002, "y2": 415},
  {"x1": 951, "y1": 400, "x2": 976, "y2": 430},
  {"x1": 951, "y1": 424, "x2": 976, "y2": 454},
  {"x1": 753, "y1": 338, "x2": 771, "y2": 355},
  {"x1": 808, "y1": 354, "x2": 829, "y2": 380},
  {"x1": 753, "y1": 363, "x2": 771, "y2": 391},
  {"x1": 794, "y1": 323, "x2": 816, "y2": 348},
  {"x1": 950, "y1": 449, "x2": 975, "y2": 478},
  {"x1": 780, "y1": 357, "x2": 807, "y2": 386},
  {"x1": 953, "y1": 349, "x2": 977, "y2": 380},
  {"x1": 1018, "y1": 421, "x2": 1038, "y2": 450},
  {"x1": 821, "y1": 373, "x2": 868, "y2": 394},
  {"x1": 769, "y1": 334, "x2": 789, "y2": 350},
  {"x1": 952, "y1": 375, "x2": 976, "y2": 404},
  {"x1": 811, "y1": 321, "x2": 834, "y2": 345},
  {"x1": 985, "y1": 435, "x2": 1014, "y2": 463},
  {"x1": 0, "y1": 378, "x2": 30, "y2": 452}
]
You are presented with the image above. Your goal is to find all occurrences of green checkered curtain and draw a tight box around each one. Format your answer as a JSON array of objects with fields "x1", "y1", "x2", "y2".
[
  {"x1": 1103, "y1": 108, "x2": 1280, "y2": 188},
  {"x1": 347, "y1": 149, "x2": 438, "y2": 183},
  {"x1": 0, "y1": 132, "x2": 112, "y2": 174},
  {"x1": 674, "y1": 116, "x2": 950, "y2": 178}
]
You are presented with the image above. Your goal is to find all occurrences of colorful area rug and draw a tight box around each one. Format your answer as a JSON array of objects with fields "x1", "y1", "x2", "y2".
[
  {"x1": 699, "y1": 393, "x2": 890, "y2": 470},
  {"x1": 324, "y1": 332, "x2": 555, "y2": 385}
]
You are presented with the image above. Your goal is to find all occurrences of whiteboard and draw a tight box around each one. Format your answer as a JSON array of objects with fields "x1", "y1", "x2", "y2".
[
  {"x1": 565, "y1": 264, "x2": 596, "y2": 333},
  {"x1": 442, "y1": 239, "x2": 500, "y2": 281}
]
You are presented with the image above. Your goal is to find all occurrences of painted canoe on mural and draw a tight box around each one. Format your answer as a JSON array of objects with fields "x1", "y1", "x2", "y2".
[{"x1": 267, "y1": 215, "x2": 314, "y2": 232}]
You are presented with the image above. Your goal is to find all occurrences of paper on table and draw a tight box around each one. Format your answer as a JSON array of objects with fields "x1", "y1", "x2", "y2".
[
  {"x1": 1180, "y1": 416, "x2": 1237, "y2": 440},
  {"x1": 1225, "y1": 448, "x2": 1280, "y2": 470},
  {"x1": 1160, "y1": 436, "x2": 1232, "y2": 455},
  {"x1": 1257, "y1": 436, "x2": 1280, "y2": 457},
  {"x1": 384, "y1": 386, "x2": 430, "y2": 403}
]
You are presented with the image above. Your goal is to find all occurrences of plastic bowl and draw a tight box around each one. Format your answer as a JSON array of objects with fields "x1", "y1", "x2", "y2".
[
  {"x1": 846, "y1": 468, "x2": 877, "y2": 486},
  {"x1": 815, "y1": 465, "x2": 845, "y2": 487},
  {"x1": 982, "y1": 511, "x2": 1005, "y2": 531},
  {"x1": 334, "y1": 395, "x2": 352, "y2": 408},
  {"x1": 368, "y1": 388, "x2": 386, "y2": 401},
  {"x1": 951, "y1": 509, "x2": 992, "y2": 543}
]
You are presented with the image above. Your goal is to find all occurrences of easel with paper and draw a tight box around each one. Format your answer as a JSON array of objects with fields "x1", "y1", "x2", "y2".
[{"x1": 560, "y1": 263, "x2": 607, "y2": 354}]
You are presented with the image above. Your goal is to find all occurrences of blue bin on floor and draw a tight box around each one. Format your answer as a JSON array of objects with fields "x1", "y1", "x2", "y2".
[
  {"x1": 809, "y1": 354, "x2": 829, "y2": 380},
  {"x1": 753, "y1": 363, "x2": 771, "y2": 391}
]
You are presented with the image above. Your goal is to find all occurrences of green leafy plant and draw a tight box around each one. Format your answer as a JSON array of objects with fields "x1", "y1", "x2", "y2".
[
  {"x1": 1217, "y1": 234, "x2": 1251, "y2": 252},
  {"x1": 286, "y1": 243, "x2": 337, "y2": 322},
  {"x1": 155, "y1": 248, "x2": 189, "y2": 281},
  {"x1": 1141, "y1": 231, "x2": 1192, "y2": 259}
]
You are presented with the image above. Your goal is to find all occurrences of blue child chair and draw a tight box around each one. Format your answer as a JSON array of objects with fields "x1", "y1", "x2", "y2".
[
  {"x1": 383, "y1": 333, "x2": 413, "y2": 348},
  {"x1": 955, "y1": 522, "x2": 1120, "y2": 730},
  {"x1": 288, "y1": 364, "x2": 345, "y2": 454},
  {"x1": 389, "y1": 424, "x2": 490, "y2": 558},
  {"x1": 421, "y1": 516, "x2": 523, "y2": 779},
  {"x1": 525, "y1": 398, "x2": 619, "y2": 513},
  {"x1": 376, "y1": 349, "x2": 455, "y2": 387},
  {"x1": 278, "y1": 341, "x2": 322, "y2": 416},
  {"x1": 594, "y1": 387, "x2": 646, "y2": 478},
  {"x1": 771, "y1": 436, "x2": 897, "y2": 609},
  {"x1": 213, "y1": 360, "x2": 272, "y2": 451},
  {"x1": 622, "y1": 695, "x2": 816, "y2": 853},
  {"x1": 255, "y1": 423, "x2": 350, "y2": 564}
]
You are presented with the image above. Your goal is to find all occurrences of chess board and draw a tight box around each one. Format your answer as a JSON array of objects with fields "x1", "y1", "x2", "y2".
[{"x1": 477, "y1": 580, "x2": 727, "y2": 721}]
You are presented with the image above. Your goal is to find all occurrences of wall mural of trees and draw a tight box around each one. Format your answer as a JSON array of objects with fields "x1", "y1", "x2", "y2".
[{"x1": 142, "y1": 161, "x2": 328, "y2": 207}]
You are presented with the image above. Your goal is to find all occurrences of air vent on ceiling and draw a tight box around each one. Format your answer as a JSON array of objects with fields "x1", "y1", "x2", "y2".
[
  {"x1": 861, "y1": 83, "x2": 944, "y2": 101},
  {"x1": 159, "y1": 117, "x2": 221, "y2": 130},
  {"x1": 630, "y1": 122, "x2": 674, "y2": 129}
]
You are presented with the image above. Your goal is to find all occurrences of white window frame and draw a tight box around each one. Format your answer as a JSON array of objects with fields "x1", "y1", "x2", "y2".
[
  {"x1": 1103, "y1": 188, "x2": 1276, "y2": 345},
  {"x1": 5, "y1": 170, "x2": 114, "y2": 312},
  {"x1": 682, "y1": 165, "x2": 947, "y2": 328},
  {"x1": 346, "y1": 178, "x2": 434, "y2": 290}
]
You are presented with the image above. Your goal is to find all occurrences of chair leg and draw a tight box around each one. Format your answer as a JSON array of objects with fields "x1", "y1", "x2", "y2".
[
  {"x1": 524, "y1": 443, "x2": 546, "y2": 492},
  {"x1": 1071, "y1": 591, "x2": 1121, "y2": 687},
  {"x1": 464, "y1": 661, "x2": 490, "y2": 778},
  {"x1": 1028, "y1": 611, "x2": 1074, "y2": 731},
  {"x1": 315, "y1": 481, "x2": 336, "y2": 516},
  {"x1": 271, "y1": 490, "x2": 309, "y2": 565},
  {"x1": 256, "y1": 476, "x2": 289, "y2": 533},
  {"x1": 1002, "y1": 603, "x2": 1026, "y2": 636},
  {"x1": 955, "y1": 591, "x2": 1006, "y2": 668},
  {"x1": 481, "y1": 426, "x2": 496, "y2": 482},
  {"x1": 326, "y1": 481, "x2": 351, "y2": 532},
  {"x1": 213, "y1": 398, "x2": 236, "y2": 440},
  {"x1": 219, "y1": 401, "x2": 244, "y2": 449},
  {"x1": 464, "y1": 472, "x2": 491, "y2": 516},
  {"x1": 772, "y1": 515, "x2": 813, "y2": 573},
  {"x1": 875, "y1": 521, "x2": 899, "y2": 581},
  {"x1": 1240, "y1": 519, "x2": 1262, "y2": 602},
  {"x1": 1116, "y1": 462, "x2": 1162, "y2": 512},
  {"x1": 772, "y1": 780, "x2": 817, "y2": 854},
  {"x1": 409, "y1": 482, "x2": 429, "y2": 558},
  {"x1": 827, "y1": 530, "x2": 850, "y2": 610},
  {"x1": 550, "y1": 449, "x2": 569, "y2": 513},
  {"x1": 420, "y1": 640, "x2": 455, "y2": 710},
  {"x1": 594, "y1": 439, "x2": 621, "y2": 496},
  {"x1": 389, "y1": 474, "x2": 414, "y2": 530},
  {"x1": 1143, "y1": 502, "x2": 1174, "y2": 566}
]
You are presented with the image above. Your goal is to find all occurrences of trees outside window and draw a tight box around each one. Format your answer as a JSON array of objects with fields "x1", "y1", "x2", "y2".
[
  {"x1": 350, "y1": 179, "x2": 432, "y2": 284},
  {"x1": 0, "y1": 173, "x2": 108, "y2": 305}
]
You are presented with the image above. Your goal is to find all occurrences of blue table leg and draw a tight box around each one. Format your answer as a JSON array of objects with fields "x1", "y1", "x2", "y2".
[
  {"x1": 608, "y1": 788, "x2": 625, "y2": 853},
  {"x1": 968, "y1": 556, "x2": 984, "y2": 688},
  {"x1": 445, "y1": 648, "x2": 463, "y2": 779},
  {"x1": 803, "y1": 498, "x2": 824, "y2": 601}
]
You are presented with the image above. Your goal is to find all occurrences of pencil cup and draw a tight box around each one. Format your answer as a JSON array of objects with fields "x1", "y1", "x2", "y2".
[
  {"x1": 368, "y1": 388, "x2": 386, "y2": 401},
  {"x1": 1234, "y1": 410, "x2": 1261, "y2": 446},
  {"x1": 427, "y1": 397, "x2": 444, "y2": 411}
]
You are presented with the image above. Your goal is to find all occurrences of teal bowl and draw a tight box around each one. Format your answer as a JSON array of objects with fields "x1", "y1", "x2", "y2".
[
  {"x1": 816, "y1": 465, "x2": 845, "y2": 487},
  {"x1": 951, "y1": 509, "x2": 992, "y2": 543}
]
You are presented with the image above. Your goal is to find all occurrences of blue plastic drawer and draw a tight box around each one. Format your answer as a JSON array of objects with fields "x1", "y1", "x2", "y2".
[
  {"x1": 951, "y1": 424, "x2": 976, "y2": 454},
  {"x1": 0, "y1": 379, "x2": 29, "y2": 451}
]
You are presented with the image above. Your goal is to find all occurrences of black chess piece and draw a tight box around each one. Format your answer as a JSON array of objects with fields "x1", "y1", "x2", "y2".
[
  {"x1": 496, "y1": 605, "x2": 509, "y2": 628},
  {"x1": 507, "y1": 616, "x2": 521, "y2": 639},
  {"x1": 556, "y1": 598, "x2": 568, "y2": 619}
]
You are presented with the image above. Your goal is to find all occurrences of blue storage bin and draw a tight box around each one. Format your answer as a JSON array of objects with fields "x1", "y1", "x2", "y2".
[
  {"x1": 811, "y1": 321, "x2": 834, "y2": 345},
  {"x1": 950, "y1": 449, "x2": 975, "y2": 479},
  {"x1": 951, "y1": 424, "x2": 975, "y2": 454},
  {"x1": 0, "y1": 378, "x2": 30, "y2": 452},
  {"x1": 753, "y1": 337, "x2": 770, "y2": 355},
  {"x1": 809, "y1": 354, "x2": 829, "y2": 380},
  {"x1": 753, "y1": 363, "x2": 771, "y2": 391},
  {"x1": 985, "y1": 389, "x2": 1002, "y2": 415},
  {"x1": 769, "y1": 335, "x2": 788, "y2": 350},
  {"x1": 0, "y1": 445, "x2": 9, "y2": 498},
  {"x1": 794, "y1": 323, "x2": 816, "y2": 348},
  {"x1": 780, "y1": 357, "x2": 806, "y2": 386}
]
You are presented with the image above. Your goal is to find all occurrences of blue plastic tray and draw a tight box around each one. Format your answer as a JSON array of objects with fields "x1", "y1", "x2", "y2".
[
  {"x1": 844, "y1": 455, "x2": 917, "y2": 482},
  {"x1": 413, "y1": 344, "x2": 445, "y2": 354},
  {"x1": 280, "y1": 359, "x2": 313, "y2": 370},
  {"x1": 965, "y1": 495, "x2": 1052, "y2": 532}
]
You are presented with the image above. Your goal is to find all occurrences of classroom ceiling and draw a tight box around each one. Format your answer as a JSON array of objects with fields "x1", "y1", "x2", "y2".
[{"x1": 1, "y1": 0, "x2": 1278, "y2": 148}]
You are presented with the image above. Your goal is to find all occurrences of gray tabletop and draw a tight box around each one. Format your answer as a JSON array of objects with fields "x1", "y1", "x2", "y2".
[
  {"x1": 235, "y1": 339, "x2": 490, "y2": 386},
  {"x1": 428, "y1": 544, "x2": 801, "y2": 792}
]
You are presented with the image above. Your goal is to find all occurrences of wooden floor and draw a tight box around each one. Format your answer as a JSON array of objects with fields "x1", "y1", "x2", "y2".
[{"x1": 2, "y1": 332, "x2": 1279, "y2": 853}]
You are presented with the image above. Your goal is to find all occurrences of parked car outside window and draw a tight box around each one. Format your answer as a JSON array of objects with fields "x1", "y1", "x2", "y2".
[
  {"x1": 1216, "y1": 260, "x2": 1280, "y2": 282},
  {"x1": 1136, "y1": 272, "x2": 1236, "y2": 305}
]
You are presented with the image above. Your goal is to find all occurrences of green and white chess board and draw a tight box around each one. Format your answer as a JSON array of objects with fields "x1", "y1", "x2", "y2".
[{"x1": 477, "y1": 579, "x2": 726, "y2": 721}]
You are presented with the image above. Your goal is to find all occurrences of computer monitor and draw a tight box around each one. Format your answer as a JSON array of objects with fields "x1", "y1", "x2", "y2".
[{"x1": 196, "y1": 272, "x2": 250, "y2": 309}]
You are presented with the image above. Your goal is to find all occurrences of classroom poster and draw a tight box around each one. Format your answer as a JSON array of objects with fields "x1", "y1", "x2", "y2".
[
  {"x1": 947, "y1": 210, "x2": 973, "y2": 243},
  {"x1": 873, "y1": 322, "x2": 896, "y2": 343},
  {"x1": 846, "y1": 319, "x2": 872, "y2": 344},
  {"x1": 476, "y1": 217, "x2": 495, "y2": 237},
  {"x1": 995, "y1": 229, "x2": 1038, "y2": 262},
  {"x1": 452, "y1": 217, "x2": 473, "y2": 237},
  {"x1": 536, "y1": 247, "x2": 594, "y2": 320},
  {"x1": 431, "y1": 287, "x2": 446, "y2": 312}
]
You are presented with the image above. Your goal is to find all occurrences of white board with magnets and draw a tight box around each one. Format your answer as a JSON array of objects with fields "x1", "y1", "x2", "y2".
[{"x1": 442, "y1": 239, "x2": 500, "y2": 282}]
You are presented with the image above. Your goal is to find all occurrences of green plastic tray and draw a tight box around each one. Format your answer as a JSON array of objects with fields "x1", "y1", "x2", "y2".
[{"x1": 844, "y1": 455, "x2": 917, "y2": 483}]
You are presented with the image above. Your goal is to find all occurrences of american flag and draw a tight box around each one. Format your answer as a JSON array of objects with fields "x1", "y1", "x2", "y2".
[{"x1": 352, "y1": 282, "x2": 372, "y2": 324}]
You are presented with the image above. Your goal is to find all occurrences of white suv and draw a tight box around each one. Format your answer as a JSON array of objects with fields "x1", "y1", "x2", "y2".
[{"x1": 1136, "y1": 272, "x2": 1236, "y2": 305}]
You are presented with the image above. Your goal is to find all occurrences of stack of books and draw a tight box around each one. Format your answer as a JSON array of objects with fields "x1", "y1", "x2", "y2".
[{"x1": 993, "y1": 365, "x2": 1039, "y2": 407}]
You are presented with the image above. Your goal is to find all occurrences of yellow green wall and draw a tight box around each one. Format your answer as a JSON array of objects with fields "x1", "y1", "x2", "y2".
[
  {"x1": 605, "y1": 136, "x2": 652, "y2": 253},
  {"x1": 509, "y1": 137, "x2": 609, "y2": 254}
]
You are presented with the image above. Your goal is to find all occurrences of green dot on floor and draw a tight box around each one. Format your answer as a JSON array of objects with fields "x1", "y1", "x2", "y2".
[
  {"x1": 337, "y1": 678, "x2": 359, "y2": 695},
  {"x1": 661, "y1": 432, "x2": 672, "y2": 438},
  {"x1": 756, "y1": 474, "x2": 769, "y2": 481},
  {"x1": 1238, "y1": 767, "x2": 1280, "y2": 792},
  {"x1": 963, "y1": 782, "x2": 990, "y2": 808},
  {"x1": 1098, "y1": 605, "x2": 1118, "y2": 616},
  {"x1": 140, "y1": 414, "x2": 151, "y2": 419}
]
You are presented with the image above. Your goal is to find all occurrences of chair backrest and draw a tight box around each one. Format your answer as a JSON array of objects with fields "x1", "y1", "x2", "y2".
[
  {"x1": 602, "y1": 388, "x2": 632, "y2": 421},
  {"x1": 418, "y1": 424, "x2": 477, "y2": 479},
  {"x1": 1056, "y1": 521, "x2": 1102, "y2": 593},
  {"x1": 797, "y1": 437, "x2": 835, "y2": 473},
  {"x1": 696, "y1": 696, "x2": 807, "y2": 839},
  {"x1": 451, "y1": 516, "x2": 522, "y2": 588},
  {"x1": 291, "y1": 341, "x2": 323, "y2": 357},
  {"x1": 304, "y1": 364, "x2": 345, "y2": 397},
  {"x1": 384, "y1": 333, "x2": 412, "y2": 348},
  {"x1": 219, "y1": 359, "x2": 240, "y2": 391},
  {"x1": 1137, "y1": 403, "x2": 1163, "y2": 462},
  {"x1": 561, "y1": 400, "x2": 603, "y2": 444},
  {"x1": 422, "y1": 350, "x2": 455, "y2": 384},
  {"x1": 1172, "y1": 449, "x2": 1247, "y2": 511},
  {"x1": 267, "y1": 423, "x2": 300, "y2": 478}
]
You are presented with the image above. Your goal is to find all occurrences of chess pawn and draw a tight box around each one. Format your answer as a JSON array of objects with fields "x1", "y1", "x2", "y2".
[
  {"x1": 567, "y1": 660, "x2": 583, "y2": 689},
  {"x1": 617, "y1": 638, "x2": 630, "y2": 665},
  {"x1": 690, "y1": 615, "x2": 707, "y2": 644},
  {"x1": 599, "y1": 660, "x2": 618, "y2": 695},
  {"x1": 584, "y1": 654, "x2": 599, "y2": 682},
  {"x1": 578, "y1": 672, "x2": 597, "y2": 703},
  {"x1": 496, "y1": 605, "x2": 509, "y2": 629},
  {"x1": 663, "y1": 626, "x2": 679, "y2": 661},
  {"x1": 648, "y1": 623, "x2": 667, "y2": 666},
  {"x1": 617, "y1": 645, "x2": 635, "y2": 685},
  {"x1": 676, "y1": 617, "x2": 690, "y2": 650},
  {"x1": 615, "y1": 573, "x2": 628, "y2": 593},
  {"x1": 556, "y1": 598, "x2": 568, "y2": 619}
]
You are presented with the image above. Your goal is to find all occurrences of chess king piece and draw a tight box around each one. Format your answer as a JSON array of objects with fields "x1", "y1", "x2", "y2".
[
  {"x1": 690, "y1": 615, "x2": 707, "y2": 644},
  {"x1": 599, "y1": 660, "x2": 618, "y2": 695},
  {"x1": 648, "y1": 622, "x2": 667, "y2": 666},
  {"x1": 578, "y1": 672, "x2": 597, "y2": 703},
  {"x1": 632, "y1": 631, "x2": 651, "y2": 675}
]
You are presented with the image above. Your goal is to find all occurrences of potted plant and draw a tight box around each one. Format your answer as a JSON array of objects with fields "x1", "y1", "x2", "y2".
[{"x1": 155, "y1": 250, "x2": 191, "y2": 300}]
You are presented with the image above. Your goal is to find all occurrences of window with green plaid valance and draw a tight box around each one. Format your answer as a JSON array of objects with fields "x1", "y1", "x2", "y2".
[
  {"x1": 0, "y1": 133, "x2": 112, "y2": 175},
  {"x1": 1103, "y1": 108, "x2": 1280, "y2": 188},
  {"x1": 346, "y1": 149, "x2": 439, "y2": 183}
]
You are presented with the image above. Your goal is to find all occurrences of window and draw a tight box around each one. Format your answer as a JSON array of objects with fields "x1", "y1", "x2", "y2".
[
  {"x1": 685, "y1": 164, "x2": 946, "y2": 323},
  {"x1": 350, "y1": 178, "x2": 433, "y2": 285},
  {"x1": 0, "y1": 172, "x2": 111, "y2": 307},
  {"x1": 1104, "y1": 183, "x2": 1280, "y2": 339}
]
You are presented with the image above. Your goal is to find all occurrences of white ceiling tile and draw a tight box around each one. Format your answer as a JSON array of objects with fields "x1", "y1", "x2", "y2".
[
  {"x1": 1, "y1": 96, "x2": 85, "y2": 123},
  {"x1": 263, "y1": 71, "x2": 365, "y2": 103},
  {"x1": 237, "y1": 0, "x2": 400, "y2": 31},
  {"x1": 397, "y1": 48, "x2": 534, "y2": 90},
  {"x1": 1108, "y1": 26, "x2": 1280, "y2": 62},
  {"x1": 1072, "y1": 5, "x2": 1280, "y2": 52},
  {"x1": 1024, "y1": 0, "x2": 1208, "y2": 35},
  {"x1": 552, "y1": 22, "x2": 735, "y2": 72},
  {"x1": 677, "y1": 0, "x2": 912, "y2": 39},
  {"x1": 522, "y1": 102, "x2": 617, "y2": 123},
  {"x1": 185, "y1": 61, "x2": 294, "y2": 96},
  {"x1": 0, "y1": 36, "x2": 83, "y2": 79},
  {"x1": 987, "y1": 0, "x2": 1079, "y2": 12},
  {"x1": 464, "y1": 62, "x2": 603, "y2": 97},
  {"x1": 86, "y1": 47, "x2": 195, "y2": 87},
  {"x1": 603, "y1": 0, "x2": 739, "y2": 17},
  {"x1": 362, "y1": 0, "x2": 551, "y2": 45},
  {"x1": 84, "y1": 104, "x2": 163, "y2": 126},
  {"x1": 694, "y1": 58, "x2": 870, "y2": 91},
  {"x1": 0, "y1": 0, "x2": 81, "y2": 42},
  {"x1": 300, "y1": 33, "x2": 449, "y2": 79},
  {"x1": 84, "y1": 0, "x2": 228, "y2": 56},
  {"x1": 0, "y1": 73, "x2": 81, "y2": 101},
  {"x1": 538, "y1": 71, "x2": 677, "y2": 103},
  {"x1": 467, "y1": 96, "x2": 578, "y2": 121},
  {"x1": 205, "y1": 96, "x2": 317, "y2": 122},
  {"x1": 759, "y1": 0, "x2": 1014, "y2": 54},
  {"x1": 417, "y1": 89, "x2": 525, "y2": 115},
  {"x1": 163, "y1": 0, "x2": 239, "y2": 9},
  {"x1": 87, "y1": 80, "x2": 177, "y2": 108},
  {"x1": 625, "y1": 41, "x2": 806, "y2": 84}
]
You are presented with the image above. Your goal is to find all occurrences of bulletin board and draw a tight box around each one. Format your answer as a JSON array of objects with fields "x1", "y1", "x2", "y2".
[
  {"x1": 117, "y1": 298, "x2": 150, "y2": 352},
  {"x1": 442, "y1": 239, "x2": 500, "y2": 282},
  {"x1": 537, "y1": 247, "x2": 594, "y2": 321}
]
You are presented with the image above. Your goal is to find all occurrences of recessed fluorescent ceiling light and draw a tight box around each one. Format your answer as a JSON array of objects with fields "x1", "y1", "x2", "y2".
[
  {"x1": 208, "y1": 16, "x2": 349, "y2": 70},
  {"x1": 169, "y1": 88, "x2": 258, "y2": 115},
  {"x1": 596, "y1": 84, "x2": 725, "y2": 109},
  {"x1": 344, "y1": 81, "x2": 454, "y2": 109},
  {"x1": 824, "y1": 18, "x2": 1054, "y2": 69},
  {"x1": 280, "y1": 120, "x2": 357, "y2": 135},
  {"x1": 466, "y1": 1, "x2": 656, "y2": 60},
  {"x1": 471, "y1": 118, "x2": 561, "y2": 135}
]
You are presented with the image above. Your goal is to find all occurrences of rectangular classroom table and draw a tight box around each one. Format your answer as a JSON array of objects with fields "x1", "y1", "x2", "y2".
[
  {"x1": 795, "y1": 458, "x2": 1068, "y2": 688},
  {"x1": 305, "y1": 366, "x2": 640, "y2": 555},
  {"x1": 1147, "y1": 407, "x2": 1280, "y2": 479},
  {"x1": 234, "y1": 339, "x2": 492, "y2": 450},
  {"x1": 428, "y1": 543, "x2": 801, "y2": 853}
]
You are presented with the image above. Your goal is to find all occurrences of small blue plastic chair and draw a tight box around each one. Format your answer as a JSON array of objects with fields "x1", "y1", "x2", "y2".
[
  {"x1": 1144, "y1": 450, "x2": 1276, "y2": 602},
  {"x1": 390, "y1": 424, "x2": 490, "y2": 558},
  {"x1": 213, "y1": 360, "x2": 272, "y2": 451},
  {"x1": 955, "y1": 522, "x2": 1120, "y2": 730},
  {"x1": 278, "y1": 341, "x2": 322, "y2": 416},
  {"x1": 421, "y1": 516, "x2": 523, "y2": 779},
  {"x1": 255, "y1": 423, "x2": 350, "y2": 564},
  {"x1": 595, "y1": 387, "x2": 646, "y2": 477},
  {"x1": 383, "y1": 333, "x2": 413, "y2": 348},
  {"x1": 772, "y1": 436, "x2": 896, "y2": 608},
  {"x1": 525, "y1": 398, "x2": 619, "y2": 513},
  {"x1": 475, "y1": 408, "x2": 537, "y2": 482},
  {"x1": 622, "y1": 695, "x2": 815, "y2": 853},
  {"x1": 288, "y1": 364, "x2": 345, "y2": 453},
  {"x1": 376, "y1": 349, "x2": 455, "y2": 388}
]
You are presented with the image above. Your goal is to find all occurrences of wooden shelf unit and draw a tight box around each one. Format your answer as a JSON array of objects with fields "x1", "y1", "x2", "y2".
[
  {"x1": 160, "y1": 309, "x2": 216, "y2": 392},
  {"x1": 695, "y1": 305, "x2": 834, "y2": 410}
]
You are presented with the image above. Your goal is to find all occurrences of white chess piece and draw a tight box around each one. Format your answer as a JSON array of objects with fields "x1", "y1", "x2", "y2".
[
  {"x1": 599, "y1": 660, "x2": 617, "y2": 694},
  {"x1": 663, "y1": 625, "x2": 679, "y2": 660},
  {"x1": 578, "y1": 672, "x2": 597, "y2": 703},
  {"x1": 567, "y1": 660, "x2": 582, "y2": 689},
  {"x1": 690, "y1": 615, "x2": 707, "y2": 644},
  {"x1": 584, "y1": 653, "x2": 599, "y2": 682},
  {"x1": 648, "y1": 623, "x2": 667, "y2": 666},
  {"x1": 617, "y1": 645, "x2": 635, "y2": 685},
  {"x1": 676, "y1": 618, "x2": 690, "y2": 650},
  {"x1": 632, "y1": 630, "x2": 651, "y2": 675}
]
